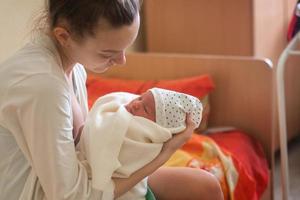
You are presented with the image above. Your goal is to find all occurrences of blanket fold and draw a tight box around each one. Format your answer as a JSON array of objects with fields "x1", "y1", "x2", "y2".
[{"x1": 80, "y1": 92, "x2": 172, "y2": 200}]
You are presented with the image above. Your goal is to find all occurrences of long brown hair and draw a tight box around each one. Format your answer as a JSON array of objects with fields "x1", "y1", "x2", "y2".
[{"x1": 47, "y1": 0, "x2": 141, "y2": 38}]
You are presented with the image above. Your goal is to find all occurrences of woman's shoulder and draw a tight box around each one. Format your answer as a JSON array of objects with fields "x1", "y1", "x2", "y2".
[
  {"x1": 2, "y1": 34, "x2": 62, "y2": 68},
  {"x1": 0, "y1": 74, "x2": 70, "y2": 121},
  {"x1": 0, "y1": 35, "x2": 67, "y2": 95}
]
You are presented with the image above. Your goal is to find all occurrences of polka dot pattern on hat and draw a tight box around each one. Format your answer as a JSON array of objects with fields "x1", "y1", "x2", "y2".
[{"x1": 149, "y1": 88, "x2": 203, "y2": 133}]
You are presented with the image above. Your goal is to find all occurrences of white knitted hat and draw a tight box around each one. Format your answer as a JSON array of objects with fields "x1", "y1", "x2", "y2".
[{"x1": 149, "y1": 88, "x2": 203, "y2": 133}]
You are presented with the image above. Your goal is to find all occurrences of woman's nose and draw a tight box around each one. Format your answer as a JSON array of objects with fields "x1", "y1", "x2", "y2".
[{"x1": 113, "y1": 51, "x2": 126, "y2": 65}]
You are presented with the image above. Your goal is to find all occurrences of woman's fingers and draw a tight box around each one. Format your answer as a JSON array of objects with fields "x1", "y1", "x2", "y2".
[
  {"x1": 185, "y1": 113, "x2": 197, "y2": 131},
  {"x1": 161, "y1": 114, "x2": 196, "y2": 155},
  {"x1": 177, "y1": 114, "x2": 196, "y2": 140}
]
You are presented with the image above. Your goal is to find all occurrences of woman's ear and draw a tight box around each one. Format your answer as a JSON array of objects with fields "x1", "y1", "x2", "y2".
[{"x1": 52, "y1": 26, "x2": 71, "y2": 48}]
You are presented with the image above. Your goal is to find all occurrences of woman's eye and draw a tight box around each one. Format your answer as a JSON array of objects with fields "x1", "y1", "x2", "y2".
[{"x1": 98, "y1": 54, "x2": 111, "y2": 59}]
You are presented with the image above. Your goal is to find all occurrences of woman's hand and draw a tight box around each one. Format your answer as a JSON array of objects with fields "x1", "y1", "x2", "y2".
[{"x1": 160, "y1": 114, "x2": 196, "y2": 158}]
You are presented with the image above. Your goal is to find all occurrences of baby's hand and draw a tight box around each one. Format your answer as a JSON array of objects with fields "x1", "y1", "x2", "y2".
[{"x1": 161, "y1": 114, "x2": 196, "y2": 156}]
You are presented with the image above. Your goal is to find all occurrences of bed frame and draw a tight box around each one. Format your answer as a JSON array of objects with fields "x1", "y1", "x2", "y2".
[
  {"x1": 89, "y1": 52, "x2": 274, "y2": 199},
  {"x1": 276, "y1": 33, "x2": 300, "y2": 200}
]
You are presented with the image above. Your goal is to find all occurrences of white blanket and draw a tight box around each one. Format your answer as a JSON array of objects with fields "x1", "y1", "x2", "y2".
[{"x1": 79, "y1": 92, "x2": 172, "y2": 200}]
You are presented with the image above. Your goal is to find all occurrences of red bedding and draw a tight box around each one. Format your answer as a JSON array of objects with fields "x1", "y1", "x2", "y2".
[
  {"x1": 164, "y1": 131, "x2": 269, "y2": 200},
  {"x1": 209, "y1": 131, "x2": 269, "y2": 200}
]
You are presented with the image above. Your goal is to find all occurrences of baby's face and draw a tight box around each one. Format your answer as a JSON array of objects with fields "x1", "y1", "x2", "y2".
[{"x1": 125, "y1": 91, "x2": 156, "y2": 122}]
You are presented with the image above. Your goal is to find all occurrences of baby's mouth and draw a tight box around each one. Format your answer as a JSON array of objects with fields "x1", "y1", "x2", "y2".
[{"x1": 124, "y1": 104, "x2": 132, "y2": 114}]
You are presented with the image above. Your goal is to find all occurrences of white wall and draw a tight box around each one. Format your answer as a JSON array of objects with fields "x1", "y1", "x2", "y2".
[{"x1": 0, "y1": 0, "x2": 44, "y2": 62}]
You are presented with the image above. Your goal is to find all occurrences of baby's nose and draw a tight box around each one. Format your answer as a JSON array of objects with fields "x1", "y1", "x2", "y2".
[{"x1": 132, "y1": 100, "x2": 141, "y2": 109}]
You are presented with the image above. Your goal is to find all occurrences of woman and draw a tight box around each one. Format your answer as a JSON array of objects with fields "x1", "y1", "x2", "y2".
[{"x1": 0, "y1": 0, "x2": 223, "y2": 199}]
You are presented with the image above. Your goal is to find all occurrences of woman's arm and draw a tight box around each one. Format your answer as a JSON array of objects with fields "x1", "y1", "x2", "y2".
[
  {"x1": 113, "y1": 114, "x2": 196, "y2": 198},
  {"x1": 4, "y1": 75, "x2": 101, "y2": 199}
]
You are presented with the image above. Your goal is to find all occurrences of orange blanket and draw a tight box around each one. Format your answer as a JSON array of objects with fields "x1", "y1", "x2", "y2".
[{"x1": 164, "y1": 132, "x2": 269, "y2": 200}]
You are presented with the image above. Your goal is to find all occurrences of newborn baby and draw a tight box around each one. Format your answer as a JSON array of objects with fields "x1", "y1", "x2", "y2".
[
  {"x1": 79, "y1": 88, "x2": 202, "y2": 200},
  {"x1": 125, "y1": 87, "x2": 202, "y2": 133}
]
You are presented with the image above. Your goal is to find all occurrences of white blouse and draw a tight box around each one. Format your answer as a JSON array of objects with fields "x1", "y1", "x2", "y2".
[{"x1": 0, "y1": 34, "x2": 103, "y2": 199}]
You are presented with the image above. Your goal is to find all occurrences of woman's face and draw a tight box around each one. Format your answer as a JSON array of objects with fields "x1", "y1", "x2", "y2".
[
  {"x1": 65, "y1": 14, "x2": 140, "y2": 73},
  {"x1": 125, "y1": 91, "x2": 156, "y2": 122}
]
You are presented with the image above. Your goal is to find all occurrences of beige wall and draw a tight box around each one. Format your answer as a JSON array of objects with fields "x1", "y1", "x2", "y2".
[{"x1": 0, "y1": 0, "x2": 44, "y2": 62}]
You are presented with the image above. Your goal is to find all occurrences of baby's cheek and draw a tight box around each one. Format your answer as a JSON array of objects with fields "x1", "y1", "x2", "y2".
[
  {"x1": 133, "y1": 109, "x2": 147, "y2": 119},
  {"x1": 152, "y1": 113, "x2": 156, "y2": 122}
]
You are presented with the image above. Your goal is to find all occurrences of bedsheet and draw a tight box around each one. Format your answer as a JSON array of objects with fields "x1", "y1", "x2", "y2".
[{"x1": 164, "y1": 131, "x2": 269, "y2": 200}]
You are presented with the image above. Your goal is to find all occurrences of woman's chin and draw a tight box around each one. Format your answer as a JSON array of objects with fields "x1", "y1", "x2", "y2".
[{"x1": 90, "y1": 66, "x2": 109, "y2": 74}]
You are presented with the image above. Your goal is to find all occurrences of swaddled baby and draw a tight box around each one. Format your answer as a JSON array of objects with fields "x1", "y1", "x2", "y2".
[
  {"x1": 79, "y1": 88, "x2": 202, "y2": 200},
  {"x1": 125, "y1": 88, "x2": 202, "y2": 133}
]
